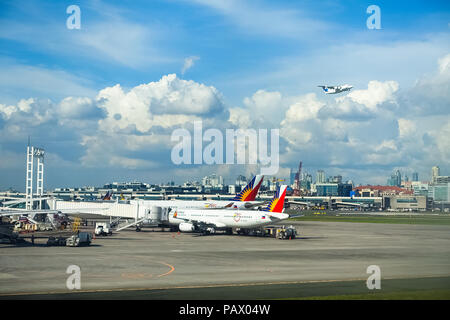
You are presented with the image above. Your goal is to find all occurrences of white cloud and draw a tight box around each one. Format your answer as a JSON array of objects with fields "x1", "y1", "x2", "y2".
[
  {"x1": 96, "y1": 74, "x2": 226, "y2": 134},
  {"x1": 109, "y1": 156, "x2": 157, "y2": 170},
  {"x1": 438, "y1": 53, "x2": 450, "y2": 74},
  {"x1": 430, "y1": 120, "x2": 450, "y2": 164},
  {"x1": 181, "y1": 56, "x2": 200, "y2": 75},
  {"x1": 228, "y1": 107, "x2": 252, "y2": 129},
  {"x1": 188, "y1": 0, "x2": 328, "y2": 39},
  {"x1": 0, "y1": 4, "x2": 175, "y2": 69},
  {"x1": 57, "y1": 97, "x2": 96, "y2": 119},
  {"x1": 397, "y1": 118, "x2": 416, "y2": 139},
  {"x1": 282, "y1": 93, "x2": 324, "y2": 124},
  {"x1": 1, "y1": 53, "x2": 449, "y2": 185},
  {"x1": 0, "y1": 62, "x2": 97, "y2": 103},
  {"x1": 344, "y1": 80, "x2": 399, "y2": 111},
  {"x1": 243, "y1": 90, "x2": 284, "y2": 126}
]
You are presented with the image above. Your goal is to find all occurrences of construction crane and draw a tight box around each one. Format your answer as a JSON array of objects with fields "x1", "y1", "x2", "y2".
[{"x1": 293, "y1": 161, "x2": 302, "y2": 195}]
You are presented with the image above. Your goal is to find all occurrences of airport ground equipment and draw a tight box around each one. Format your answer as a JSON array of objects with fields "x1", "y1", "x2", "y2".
[
  {"x1": 95, "y1": 222, "x2": 112, "y2": 236},
  {"x1": 0, "y1": 224, "x2": 20, "y2": 244},
  {"x1": 71, "y1": 217, "x2": 81, "y2": 232},
  {"x1": 276, "y1": 225, "x2": 297, "y2": 239},
  {"x1": 66, "y1": 232, "x2": 92, "y2": 247},
  {"x1": 47, "y1": 236, "x2": 67, "y2": 246},
  {"x1": 234, "y1": 225, "x2": 298, "y2": 239},
  {"x1": 263, "y1": 225, "x2": 297, "y2": 239}
]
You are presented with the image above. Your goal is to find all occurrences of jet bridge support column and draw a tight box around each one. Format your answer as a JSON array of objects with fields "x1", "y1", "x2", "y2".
[
  {"x1": 25, "y1": 142, "x2": 45, "y2": 210},
  {"x1": 36, "y1": 153, "x2": 44, "y2": 209},
  {"x1": 26, "y1": 145, "x2": 34, "y2": 210}
]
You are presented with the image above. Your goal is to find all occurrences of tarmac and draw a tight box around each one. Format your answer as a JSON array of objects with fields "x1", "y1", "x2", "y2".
[{"x1": 1, "y1": 220, "x2": 449, "y2": 299}]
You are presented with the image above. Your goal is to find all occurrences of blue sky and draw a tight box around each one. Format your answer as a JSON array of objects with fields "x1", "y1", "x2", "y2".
[{"x1": 0, "y1": 0, "x2": 449, "y2": 190}]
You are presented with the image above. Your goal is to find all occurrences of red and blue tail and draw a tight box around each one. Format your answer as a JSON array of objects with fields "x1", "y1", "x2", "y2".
[
  {"x1": 262, "y1": 185, "x2": 287, "y2": 213},
  {"x1": 102, "y1": 190, "x2": 112, "y2": 200},
  {"x1": 232, "y1": 175, "x2": 264, "y2": 201}
]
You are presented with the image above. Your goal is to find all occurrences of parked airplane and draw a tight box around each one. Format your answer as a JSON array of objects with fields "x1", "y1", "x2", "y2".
[
  {"x1": 101, "y1": 190, "x2": 113, "y2": 201},
  {"x1": 132, "y1": 175, "x2": 265, "y2": 210},
  {"x1": 168, "y1": 185, "x2": 289, "y2": 235},
  {"x1": 318, "y1": 84, "x2": 353, "y2": 94}
]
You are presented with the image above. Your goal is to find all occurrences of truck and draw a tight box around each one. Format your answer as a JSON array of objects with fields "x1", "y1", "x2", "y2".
[
  {"x1": 47, "y1": 236, "x2": 67, "y2": 246},
  {"x1": 264, "y1": 225, "x2": 297, "y2": 239},
  {"x1": 95, "y1": 222, "x2": 112, "y2": 236},
  {"x1": 276, "y1": 225, "x2": 297, "y2": 239},
  {"x1": 66, "y1": 232, "x2": 92, "y2": 247}
]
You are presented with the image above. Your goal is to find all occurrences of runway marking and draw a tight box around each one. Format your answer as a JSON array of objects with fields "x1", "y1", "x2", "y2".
[
  {"x1": 1, "y1": 274, "x2": 448, "y2": 297},
  {"x1": 120, "y1": 261, "x2": 174, "y2": 279},
  {"x1": 157, "y1": 261, "x2": 175, "y2": 278}
]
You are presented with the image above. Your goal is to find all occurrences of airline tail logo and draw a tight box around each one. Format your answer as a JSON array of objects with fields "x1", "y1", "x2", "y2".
[
  {"x1": 232, "y1": 175, "x2": 264, "y2": 201},
  {"x1": 102, "y1": 190, "x2": 112, "y2": 200},
  {"x1": 262, "y1": 185, "x2": 287, "y2": 213}
]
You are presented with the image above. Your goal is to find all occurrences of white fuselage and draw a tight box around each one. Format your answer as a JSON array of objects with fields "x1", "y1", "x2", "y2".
[
  {"x1": 131, "y1": 199, "x2": 255, "y2": 210},
  {"x1": 321, "y1": 85, "x2": 353, "y2": 94},
  {"x1": 168, "y1": 209, "x2": 289, "y2": 229}
]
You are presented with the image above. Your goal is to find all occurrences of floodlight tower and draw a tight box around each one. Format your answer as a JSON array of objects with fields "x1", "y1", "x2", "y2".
[{"x1": 25, "y1": 141, "x2": 45, "y2": 210}]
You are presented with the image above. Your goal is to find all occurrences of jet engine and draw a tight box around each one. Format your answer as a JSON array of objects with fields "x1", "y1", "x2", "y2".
[{"x1": 179, "y1": 222, "x2": 195, "y2": 232}]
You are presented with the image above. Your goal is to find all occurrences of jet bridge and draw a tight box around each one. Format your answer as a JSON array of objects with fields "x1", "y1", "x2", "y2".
[{"x1": 115, "y1": 206, "x2": 170, "y2": 231}]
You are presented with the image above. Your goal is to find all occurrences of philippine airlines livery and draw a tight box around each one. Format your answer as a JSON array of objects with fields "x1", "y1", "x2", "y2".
[
  {"x1": 169, "y1": 185, "x2": 289, "y2": 235},
  {"x1": 132, "y1": 175, "x2": 265, "y2": 210}
]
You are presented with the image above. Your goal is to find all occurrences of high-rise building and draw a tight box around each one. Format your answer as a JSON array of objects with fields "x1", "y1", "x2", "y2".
[
  {"x1": 428, "y1": 183, "x2": 450, "y2": 203},
  {"x1": 432, "y1": 166, "x2": 440, "y2": 183},
  {"x1": 290, "y1": 168, "x2": 297, "y2": 186},
  {"x1": 316, "y1": 183, "x2": 338, "y2": 196},
  {"x1": 332, "y1": 175, "x2": 342, "y2": 184},
  {"x1": 202, "y1": 174, "x2": 223, "y2": 187},
  {"x1": 316, "y1": 170, "x2": 325, "y2": 184},
  {"x1": 395, "y1": 170, "x2": 402, "y2": 187},
  {"x1": 387, "y1": 170, "x2": 402, "y2": 187},
  {"x1": 412, "y1": 172, "x2": 419, "y2": 182}
]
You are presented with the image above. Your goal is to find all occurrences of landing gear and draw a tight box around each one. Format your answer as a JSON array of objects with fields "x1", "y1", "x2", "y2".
[
  {"x1": 226, "y1": 228, "x2": 233, "y2": 235},
  {"x1": 135, "y1": 226, "x2": 141, "y2": 232}
]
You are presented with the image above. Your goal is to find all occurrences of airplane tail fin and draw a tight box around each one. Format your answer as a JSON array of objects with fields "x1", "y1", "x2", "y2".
[
  {"x1": 102, "y1": 190, "x2": 112, "y2": 201},
  {"x1": 262, "y1": 185, "x2": 287, "y2": 213},
  {"x1": 232, "y1": 175, "x2": 264, "y2": 201}
]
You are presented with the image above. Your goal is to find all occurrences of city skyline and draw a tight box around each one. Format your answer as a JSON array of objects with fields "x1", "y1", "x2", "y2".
[
  {"x1": 2, "y1": 161, "x2": 446, "y2": 193},
  {"x1": 0, "y1": 1, "x2": 449, "y2": 190}
]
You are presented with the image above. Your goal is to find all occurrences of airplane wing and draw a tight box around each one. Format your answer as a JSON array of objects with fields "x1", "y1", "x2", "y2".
[
  {"x1": 287, "y1": 213, "x2": 304, "y2": 218},
  {"x1": 288, "y1": 201, "x2": 310, "y2": 206},
  {"x1": 174, "y1": 215, "x2": 226, "y2": 231},
  {"x1": 242, "y1": 201, "x2": 269, "y2": 209}
]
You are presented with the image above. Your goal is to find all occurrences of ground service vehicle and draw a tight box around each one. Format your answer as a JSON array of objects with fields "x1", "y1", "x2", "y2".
[
  {"x1": 66, "y1": 232, "x2": 92, "y2": 247},
  {"x1": 95, "y1": 222, "x2": 112, "y2": 236}
]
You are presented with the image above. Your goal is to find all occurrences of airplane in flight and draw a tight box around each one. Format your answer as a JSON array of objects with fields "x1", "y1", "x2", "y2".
[
  {"x1": 318, "y1": 84, "x2": 353, "y2": 94},
  {"x1": 168, "y1": 185, "x2": 289, "y2": 235}
]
